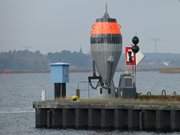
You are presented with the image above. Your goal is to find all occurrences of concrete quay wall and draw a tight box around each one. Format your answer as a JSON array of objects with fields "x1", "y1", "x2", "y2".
[{"x1": 35, "y1": 107, "x2": 180, "y2": 132}]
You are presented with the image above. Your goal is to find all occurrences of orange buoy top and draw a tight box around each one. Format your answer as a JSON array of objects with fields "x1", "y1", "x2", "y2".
[
  {"x1": 90, "y1": 8, "x2": 122, "y2": 44},
  {"x1": 91, "y1": 22, "x2": 121, "y2": 36}
]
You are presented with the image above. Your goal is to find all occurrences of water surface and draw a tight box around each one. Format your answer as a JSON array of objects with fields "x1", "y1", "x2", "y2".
[{"x1": 0, "y1": 72, "x2": 180, "y2": 135}]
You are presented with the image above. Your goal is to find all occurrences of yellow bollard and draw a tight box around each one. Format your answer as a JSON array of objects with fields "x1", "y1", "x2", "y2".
[{"x1": 71, "y1": 96, "x2": 79, "y2": 101}]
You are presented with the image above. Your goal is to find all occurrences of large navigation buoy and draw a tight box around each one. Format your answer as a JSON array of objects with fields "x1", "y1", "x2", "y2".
[{"x1": 90, "y1": 6, "x2": 122, "y2": 97}]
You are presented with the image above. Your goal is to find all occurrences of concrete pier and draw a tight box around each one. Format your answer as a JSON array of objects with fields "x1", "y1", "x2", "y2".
[{"x1": 33, "y1": 98, "x2": 180, "y2": 132}]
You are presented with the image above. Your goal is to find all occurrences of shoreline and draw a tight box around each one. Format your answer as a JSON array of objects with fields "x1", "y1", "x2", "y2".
[
  {"x1": 160, "y1": 67, "x2": 180, "y2": 74},
  {"x1": 0, "y1": 69, "x2": 160, "y2": 74},
  {"x1": 2, "y1": 68, "x2": 180, "y2": 74}
]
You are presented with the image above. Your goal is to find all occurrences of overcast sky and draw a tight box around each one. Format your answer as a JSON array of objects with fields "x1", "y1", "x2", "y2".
[{"x1": 0, "y1": 0, "x2": 180, "y2": 53}]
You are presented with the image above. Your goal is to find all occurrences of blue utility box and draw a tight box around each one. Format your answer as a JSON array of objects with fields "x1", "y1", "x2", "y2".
[{"x1": 50, "y1": 62, "x2": 70, "y2": 83}]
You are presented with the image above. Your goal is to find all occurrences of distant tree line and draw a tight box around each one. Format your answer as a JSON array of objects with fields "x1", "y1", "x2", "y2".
[
  {"x1": 47, "y1": 50, "x2": 91, "y2": 71},
  {"x1": 0, "y1": 50, "x2": 91, "y2": 73},
  {"x1": 0, "y1": 50, "x2": 180, "y2": 73}
]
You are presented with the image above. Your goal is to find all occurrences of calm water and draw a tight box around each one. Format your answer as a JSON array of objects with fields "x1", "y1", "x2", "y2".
[{"x1": 0, "y1": 71, "x2": 180, "y2": 135}]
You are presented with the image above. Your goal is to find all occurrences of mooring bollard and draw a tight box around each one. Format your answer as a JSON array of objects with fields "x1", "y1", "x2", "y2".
[
  {"x1": 161, "y1": 89, "x2": 166, "y2": 96},
  {"x1": 172, "y1": 91, "x2": 177, "y2": 96},
  {"x1": 146, "y1": 91, "x2": 151, "y2": 96},
  {"x1": 41, "y1": 89, "x2": 46, "y2": 101}
]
